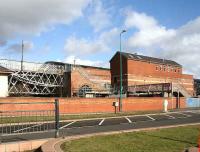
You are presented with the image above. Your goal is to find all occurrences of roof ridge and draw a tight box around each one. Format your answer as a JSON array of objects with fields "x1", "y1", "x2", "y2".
[{"x1": 120, "y1": 51, "x2": 181, "y2": 67}]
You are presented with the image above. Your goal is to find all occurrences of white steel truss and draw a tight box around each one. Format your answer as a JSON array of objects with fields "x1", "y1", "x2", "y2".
[{"x1": 0, "y1": 59, "x2": 65, "y2": 96}]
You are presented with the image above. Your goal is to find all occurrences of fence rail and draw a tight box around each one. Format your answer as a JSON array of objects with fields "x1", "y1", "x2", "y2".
[{"x1": 0, "y1": 100, "x2": 59, "y2": 142}]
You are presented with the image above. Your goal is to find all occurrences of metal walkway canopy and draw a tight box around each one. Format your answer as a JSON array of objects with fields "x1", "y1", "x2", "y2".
[
  {"x1": 128, "y1": 82, "x2": 191, "y2": 97},
  {"x1": 128, "y1": 83, "x2": 172, "y2": 94}
]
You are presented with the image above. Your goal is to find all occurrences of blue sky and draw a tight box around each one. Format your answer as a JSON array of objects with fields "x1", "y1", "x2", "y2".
[{"x1": 0, "y1": 0, "x2": 200, "y2": 77}]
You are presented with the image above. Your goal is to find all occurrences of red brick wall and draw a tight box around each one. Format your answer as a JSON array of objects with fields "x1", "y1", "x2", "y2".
[
  {"x1": 180, "y1": 74, "x2": 194, "y2": 95},
  {"x1": 110, "y1": 52, "x2": 184, "y2": 88},
  {"x1": 110, "y1": 52, "x2": 194, "y2": 95},
  {"x1": 127, "y1": 59, "x2": 182, "y2": 78},
  {"x1": 0, "y1": 97, "x2": 186, "y2": 114},
  {"x1": 69, "y1": 67, "x2": 111, "y2": 97},
  {"x1": 83, "y1": 67, "x2": 110, "y2": 80},
  {"x1": 110, "y1": 53, "x2": 128, "y2": 87}
]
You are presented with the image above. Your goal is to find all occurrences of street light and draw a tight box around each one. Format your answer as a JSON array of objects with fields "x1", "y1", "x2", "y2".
[
  {"x1": 21, "y1": 40, "x2": 24, "y2": 71},
  {"x1": 119, "y1": 30, "x2": 126, "y2": 112}
]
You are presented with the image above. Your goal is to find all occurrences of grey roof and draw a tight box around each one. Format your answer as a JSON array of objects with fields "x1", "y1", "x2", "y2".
[
  {"x1": 45, "y1": 61, "x2": 110, "y2": 71},
  {"x1": 0, "y1": 66, "x2": 12, "y2": 74},
  {"x1": 120, "y1": 52, "x2": 182, "y2": 67}
]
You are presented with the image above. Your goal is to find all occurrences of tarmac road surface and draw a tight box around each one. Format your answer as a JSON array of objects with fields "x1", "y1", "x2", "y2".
[{"x1": 1, "y1": 110, "x2": 200, "y2": 143}]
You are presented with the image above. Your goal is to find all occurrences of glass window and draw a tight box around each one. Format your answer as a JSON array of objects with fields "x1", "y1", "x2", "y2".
[
  {"x1": 78, "y1": 85, "x2": 92, "y2": 97},
  {"x1": 168, "y1": 66, "x2": 170, "y2": 72},
  {"x1": 163, "y1": 65, "x2": 166, "y2": 71},
  {"x1": 156, "y1": 66, "x2": 159, "y2": 71},
  {"x1": 159, "y1": 65, "x2": 162, "y2": 70}
]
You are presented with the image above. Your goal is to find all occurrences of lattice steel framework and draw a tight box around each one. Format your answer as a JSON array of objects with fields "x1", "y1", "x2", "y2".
[{"x1": 0, "y1": 59, "x2": 66, "y2": 96}]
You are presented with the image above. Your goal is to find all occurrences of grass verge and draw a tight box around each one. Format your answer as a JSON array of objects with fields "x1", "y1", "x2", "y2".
[{"x1": 61, "y1": 125, "x2": 200, "y2": 152}]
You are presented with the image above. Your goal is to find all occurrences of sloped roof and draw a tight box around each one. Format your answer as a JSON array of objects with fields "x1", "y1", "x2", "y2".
[
  {"x1": 111, "y1": 51, "x2": 182, "y2": 67},
  {"x1": 46, "y1": 61, "x2": 110, "y2": 70},
  {"x1": 0, "y1": 66, "x2": 12, "y2": 74}
]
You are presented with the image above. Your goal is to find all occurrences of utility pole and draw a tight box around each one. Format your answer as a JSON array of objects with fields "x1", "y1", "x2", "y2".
[
  {"x1": 119, "y1": 30, "x2": 126, "y2": 112},
  {"x1": 21, "y1": 40, "x2": 24, "y2": 71}
]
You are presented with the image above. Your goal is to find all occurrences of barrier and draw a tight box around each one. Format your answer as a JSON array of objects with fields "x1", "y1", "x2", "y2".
[
  {"x1": 186, "y1": 98, "x2": 200, "y2": 108},
  {"x1": 0, "y1": 97, "x2": 186, "y2": 114},
  {"x1": 0, "y1": 100, "x2": 59, "y2": 143}
]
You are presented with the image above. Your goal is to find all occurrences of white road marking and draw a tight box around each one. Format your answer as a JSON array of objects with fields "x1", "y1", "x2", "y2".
[
  {"x1": 125, "y1": 117, "x2": 132, "y2": 123},
  {"x1": 59, "y1": 121, "x2": 76, "y2": 129},
  {"x1": 99, "y1": 118, "x2": 105, "y2": 126},
  {"x1": 187, "y1": 111, "x2": 200, "y2": 114},
  {"x1": 146, "y1": 115, "x2": 155, "y2": 121},
  {"x1": 13, "y1": 123, "x2": 43, "y2": 133},
  {"x1": 165, "y1": 114, "x2": 175, "y2": 119},
  {"x1": 177, "y1": 112, "x2": 191, "y2": 117}
]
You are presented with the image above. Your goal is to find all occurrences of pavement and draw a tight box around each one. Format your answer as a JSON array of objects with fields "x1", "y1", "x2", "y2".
[{"x1": 1, "y1": 109, "x2": 200, "y2": 143}]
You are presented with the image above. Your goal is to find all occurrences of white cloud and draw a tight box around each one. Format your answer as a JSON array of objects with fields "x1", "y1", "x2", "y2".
[
  {"x1": 0, "y1": 0, "x2": 91, "y2": 39},
  {"x1": 64, "y1": 55, "x2": 109, "y2": 68},
  {"x1": 64, "y1": 36, "x2": 109, "y2": 55},
  {"x1": 159, "y1": 18, "x2": 200, "y2": 77},
  {"x1": 64, "y1": 27, "x2": 119, "y2": 56},
  {"x1": 88, "y1": 1, "x2": 111, "y2": 32},
  {"x1": 125, "y1": 10, "x2": 200, "y2": 77},
  {"x1": 125, "y1": 11, "x2": 175, "y2": 48},
  {"x1": 125, "y1": 10, "x2": 158, "y2": 30}
]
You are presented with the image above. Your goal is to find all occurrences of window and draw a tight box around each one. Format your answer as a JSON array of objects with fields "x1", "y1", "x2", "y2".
[
  {"x1": 168, "y1": 66, "x2": 170, "y2": 72},
  {"x1": 174, "y1": 69, "x2": 177, "y2": 72},
  {"x1": 159, "y1": 65, "x2": 162, "y2": 71},
  {"x1": 163, "y1": 65, "x2": 166, "y2": 71},
  {"x1": 156, "y1": 66, "x2": 159, "y2": 71},
  {"x1": 78, "y1": 85, "x2": 92, "y2": 97}
]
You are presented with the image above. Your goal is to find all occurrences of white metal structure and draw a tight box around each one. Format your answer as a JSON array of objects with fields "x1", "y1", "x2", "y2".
[{"x1": 0, "y1": 59, "x2": 66, "y2": 96}]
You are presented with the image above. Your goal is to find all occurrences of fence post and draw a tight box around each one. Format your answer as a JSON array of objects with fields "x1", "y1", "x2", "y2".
[{"x1": 55, "y1": 99, "x2": 60, "y2": 138}]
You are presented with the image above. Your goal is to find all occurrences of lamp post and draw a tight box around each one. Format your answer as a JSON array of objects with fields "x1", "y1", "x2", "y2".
[
  {"x1": 119, "y1": 30, "x2": 126, "y2": 112},
  {"x1": 21, "y1": 40, "x2": 24, "y2": 71}
]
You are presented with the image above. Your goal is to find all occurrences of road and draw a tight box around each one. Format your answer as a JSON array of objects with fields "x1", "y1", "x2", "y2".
[{"x1": 1, "y1": 110, "x2": 200, "y2": 143}]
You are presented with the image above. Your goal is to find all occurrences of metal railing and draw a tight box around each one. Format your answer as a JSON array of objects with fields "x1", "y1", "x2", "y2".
[{"x1": 0, "y1": 100, "x2": 60, "y2": 142}]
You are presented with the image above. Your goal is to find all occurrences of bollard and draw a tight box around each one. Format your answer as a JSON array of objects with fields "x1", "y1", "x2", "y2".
[
  {"x1": 55, "y1": 99, "x2": 60, "y2": 138},
  {"x1": 163, "y1": 99, "x2": 168, "y2": 112}
]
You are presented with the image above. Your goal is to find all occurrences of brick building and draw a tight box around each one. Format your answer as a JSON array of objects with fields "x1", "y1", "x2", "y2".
[
  {"x1": 110, "y1": 51, "x2": 194, "y2": 97},
  {"x1": 0, "y1": 51, "x2": 195, "y2": 98},
  {"x1": 0, "y1": 59, "x2": 111, "y2": 97},
  {"x1": 63, "y1": 65, "x2": 111, "y2": 97}
]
